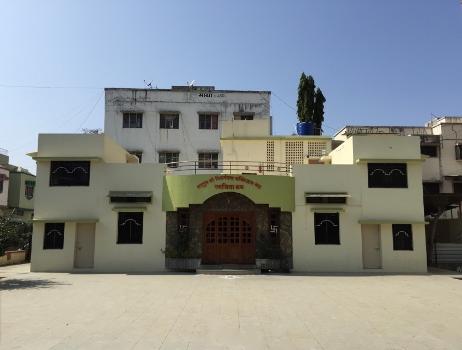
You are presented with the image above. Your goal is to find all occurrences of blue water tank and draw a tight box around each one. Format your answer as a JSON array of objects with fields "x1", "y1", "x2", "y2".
[{"x1": 296, "y1": 122, "x2": 313, "y2": 135}]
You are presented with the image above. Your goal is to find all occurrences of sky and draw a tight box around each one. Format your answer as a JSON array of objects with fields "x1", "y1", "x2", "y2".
[{"x1": 1, "y1": 0, "x2": 462, "y2": 173}]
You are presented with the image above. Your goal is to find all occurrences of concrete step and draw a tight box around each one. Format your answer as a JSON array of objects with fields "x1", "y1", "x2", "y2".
[{"x1": 197, "y1": 265, "x2": 261, "y2": 275}]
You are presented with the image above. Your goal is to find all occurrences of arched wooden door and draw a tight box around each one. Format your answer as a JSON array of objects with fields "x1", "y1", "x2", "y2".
[{"x1": 202, "y1": 212, "x2": 256, "y2": 265}]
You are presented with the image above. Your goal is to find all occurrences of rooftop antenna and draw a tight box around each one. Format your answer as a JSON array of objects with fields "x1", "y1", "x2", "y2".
[{"x1": 143, "y1": 80, "x2": 153, "y2": 89}]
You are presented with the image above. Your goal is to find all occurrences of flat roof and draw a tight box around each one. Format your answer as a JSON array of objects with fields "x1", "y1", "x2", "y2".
[
  {"x1": 221, "y1": 135, "x2": 331, "y2": 141},
  {"x1": 334, "y1": 125, "x2": 430, "y2": 137},
  {"x1": 104, "y1": 87, "x2": 271, "y2": 94}
]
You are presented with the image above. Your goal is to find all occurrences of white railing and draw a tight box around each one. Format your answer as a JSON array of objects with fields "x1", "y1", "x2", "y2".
[{"x1": 164, "y1": 160, "x2": 292, "y2": 176}]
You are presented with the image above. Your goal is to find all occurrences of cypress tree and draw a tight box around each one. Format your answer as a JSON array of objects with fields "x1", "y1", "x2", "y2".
[
  {"x1": 305, "y1": 75, "x2": 316, "y2": 124},
  {"x1": 313, "y1": 88, "x2": 326, "y2": 135},
  {"x1": 296, "y1": 73, "x2": 308, "y2": 123}
]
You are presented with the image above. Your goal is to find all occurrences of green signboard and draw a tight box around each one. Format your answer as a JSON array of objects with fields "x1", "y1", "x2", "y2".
[{"x1": 162, "y1": 174, "x2": 295, "y2": 212}]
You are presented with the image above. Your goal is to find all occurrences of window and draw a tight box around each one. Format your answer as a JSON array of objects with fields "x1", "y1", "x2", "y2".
[
  {"x1": 0, "y1": 180, "x2": 3, "y2": 193},
  {"x1": 234, "y1": 113, "x2": 254, "y2": 120},
  {"x1": 392, "y1": 224, "x2": 413, "y2": 250},
  {"x1": 50, "y1": 161, "x2": 90, "y2": 186},
  {"x1": 454, "y1": 182, "x2": 462, "y2": 194},
  {"x1": 160, "y1": 113, "x2": 179, "y2": 129},
  {"x1": 110, "y1": 192, "x2": 152, "y2": 203},
  {"x1": 117, "y1": 212, "x2": 143, "y2": 244},
  {"x1": 25, "y1": 180, "x2": 35, "y2": 200},
  {"x1": 420, "y1": 145, "x2": 438, "y2": 157},
  {"x1": 199, "y1": 113, "x2": 218, "y2": 129},
  {"x1": 122, "y1": 112, "x2": 143, "y2": 128},
  {"x1": 423, "y1": 182, "x2": 440, "y2": 194},
  {"x1": 43, "y1": 223, "x2": 64, "y2": 249},
  {"x1": 198, "y1": 152, "x2": 218, "y2": 169},
  {"x1": 456, "y1": 144, "x2": 462, "y2": 160},
  {"x1": 305, "y1": 194, "x2": 347, "y2": 204},
  {"x1": 368, "y1": 163, "x2": 407, "y2": 188},
  {"x1": 159, "y1": 152, "x2": 179, "y2": 168},
  {"x1": 129, "y1": 151, "x2": 143, "y2": 163},
  {"x1": 314, "y1": 212, "x2": 340, "y2": 245}
]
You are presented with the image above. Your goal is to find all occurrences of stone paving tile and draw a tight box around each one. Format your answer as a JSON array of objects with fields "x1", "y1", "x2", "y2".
[{"x1": 1, "y1": 264, "x2": 462, "y2": 349}]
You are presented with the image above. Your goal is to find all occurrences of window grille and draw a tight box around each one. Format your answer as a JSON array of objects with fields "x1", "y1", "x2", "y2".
[
  {"x1": 199, "y1": 114, "x2": 218, "y2": 129},
  {"x1": 122, "y1": 112, "x2": 143, "y2": 128},
  {"x1": 198, "y1": 152, "x2": 219, "y2": 169},
  {"x1": 117, "y1": 212, "x2": 143, "y2": 244},
  {"x1": 43, "y1": 223, "x2": 65, "y2": 249},
  {"x1": 368, "y1": 163, "x2": 408, "y2": 188},
  {"x1": 49, "y1": 161, "x2": 90, "y2": 187},
  {"x1": 160, "y1": 114, "x2": 179, "y2": 129},
  {"x1": 392, "y1": 224, "x2": 413, "y2": 250},
  {"x1": 314, "y1": 212, "x2": 340, "y2": 245},
  {"x1": 266, "y1": 141, "x2": 275, "y2": 171}
]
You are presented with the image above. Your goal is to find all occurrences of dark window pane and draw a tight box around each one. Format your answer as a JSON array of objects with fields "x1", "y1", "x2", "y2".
[
  {"x1": 199, "y1": 114, "x2": 218, "y2": 129},
  {"x1": 123, "y1": 112, "x2": 143, "y2": 128},
  {"x1": 117, "y1": 212, "x2": 143, "y2": 244},
  {"x1": 43, "y1": 223, "x2": 65, "y2": 249},
  {"x1": 306, "y1": 196, "x2": 347, "y2": 204},
  {"x1": 314, "y1": 213, "x2": 340, "y2": 245},
  {"x1": 160, "y1": 114, "x2": 179, "y2": 129},
  {"x1": 234, "y1": 113, "x2": 254, "y2": 120},
  {"x1": 456, "y1": 144, "x2": 462, "y2": 160},
  {"x1": 454, "y1": 182, "x2": 462, "y2": 194},
  {"x1": 159, "y1": 152, "x2": 179, "y2": 168},
  {"x1": 420, "y1": 145, "x2": 438, "y2": 157},
  {"x1": 423, "y1": 182, "x2": 440, "y2": 194},
  {"x1": 368, "y1": 163, "x2": 407, "y2": 188},
  {"x1": 392, "y1": 224, "x2": 413, "y2": 250},
  {"x1": 198, "y1": 152, "x2": 218, "y2": 169},
  {"x1": 50, "y1": 161, "x2": 90, "y2": 186}
]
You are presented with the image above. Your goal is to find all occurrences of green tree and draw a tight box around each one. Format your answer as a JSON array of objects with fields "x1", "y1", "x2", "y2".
[
  {"x1": 313, "y1": 88, "x2": 326, "y2": 135},
  {"x1": 296, "y1": 73, "x2": 316, "y2": 123},
  {"x1": 0, "y1": 213, "x2": 32, "y2": 256}
]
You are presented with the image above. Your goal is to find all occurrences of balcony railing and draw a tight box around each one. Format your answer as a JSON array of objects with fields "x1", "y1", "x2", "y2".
[{"x1": 164, "y1": 160, "x2": 292, "y2": 176}]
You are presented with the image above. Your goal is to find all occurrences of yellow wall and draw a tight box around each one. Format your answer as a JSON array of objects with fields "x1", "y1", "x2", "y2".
[
  {"x1": 221, "y1": 119, "x2": 271, "y2": 138},
  {"x1": 292, "y1": 134, "x2": 427, "y2": 273},
  {"x1": 31, "y1": 158, "x2": 167, "y2": 272}
]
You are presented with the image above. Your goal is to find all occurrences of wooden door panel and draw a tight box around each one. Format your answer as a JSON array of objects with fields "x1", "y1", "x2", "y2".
[{"x1": 202, "y1": 212, "x2": 255, "y2": 265}]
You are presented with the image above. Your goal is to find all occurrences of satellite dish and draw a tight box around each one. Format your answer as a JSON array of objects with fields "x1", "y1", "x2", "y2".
[{"x1": 188, "y1": 80, "x2": 195, "y2": 87}]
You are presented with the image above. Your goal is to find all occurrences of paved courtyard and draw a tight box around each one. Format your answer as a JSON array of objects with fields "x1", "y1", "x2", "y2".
[{"x1": 1, "y1": 264, "x2": 462, "y2": 350}]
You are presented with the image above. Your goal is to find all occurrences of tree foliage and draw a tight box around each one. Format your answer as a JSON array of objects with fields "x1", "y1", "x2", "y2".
[
  {"x1": 0, "y1": 214, "x2": 32, "y2": 256},
  {"x1": 313, "y1": 88, "x2": 326, "y2": 135},
  {"x1": 296, "y1": 73, "x2": 326, "y2": 135}
]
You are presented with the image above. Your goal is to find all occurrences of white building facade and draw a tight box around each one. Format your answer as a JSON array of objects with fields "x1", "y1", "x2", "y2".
[{"x1": 104, "y1": 86, "x2": 271, "y2": 165}]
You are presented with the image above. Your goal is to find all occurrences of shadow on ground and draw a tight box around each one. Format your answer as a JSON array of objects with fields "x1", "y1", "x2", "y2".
[{"x1": 0, "y1": 278, "x2": 69, "y2": 291}]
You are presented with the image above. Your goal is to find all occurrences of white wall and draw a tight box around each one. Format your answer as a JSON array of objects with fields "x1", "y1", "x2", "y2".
[{"x1": 104, "y1": 88, "x2": 271, "y2": 164}]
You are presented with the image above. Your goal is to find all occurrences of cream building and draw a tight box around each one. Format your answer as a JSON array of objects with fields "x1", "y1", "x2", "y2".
[
  {"x1": 335, "y1": 117, "x2": 462, "y2": 267},
  {"x1": 28, "y1": 118, "x2": 427, "y2": 273},
  {"x1": 0, "y1": 149, "x2": 35, "y2": 220}
]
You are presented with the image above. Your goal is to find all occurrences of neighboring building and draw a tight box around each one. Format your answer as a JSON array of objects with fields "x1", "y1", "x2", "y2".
[
  {"x1": 104, "y1": 86, "x2": 271, "y2": 165},
  {"x1": 334, "y1": 117, "x2": 462, "y2": 266},
  {"x1": 28, "y1": 129, "x2": 427, "y2": 273},
  {"x1": 0, "y1": 148, "x2": 35, "y2": 220},
  {"x1": 0, "y1": 149, "x2": 10, "y2": 211}
]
